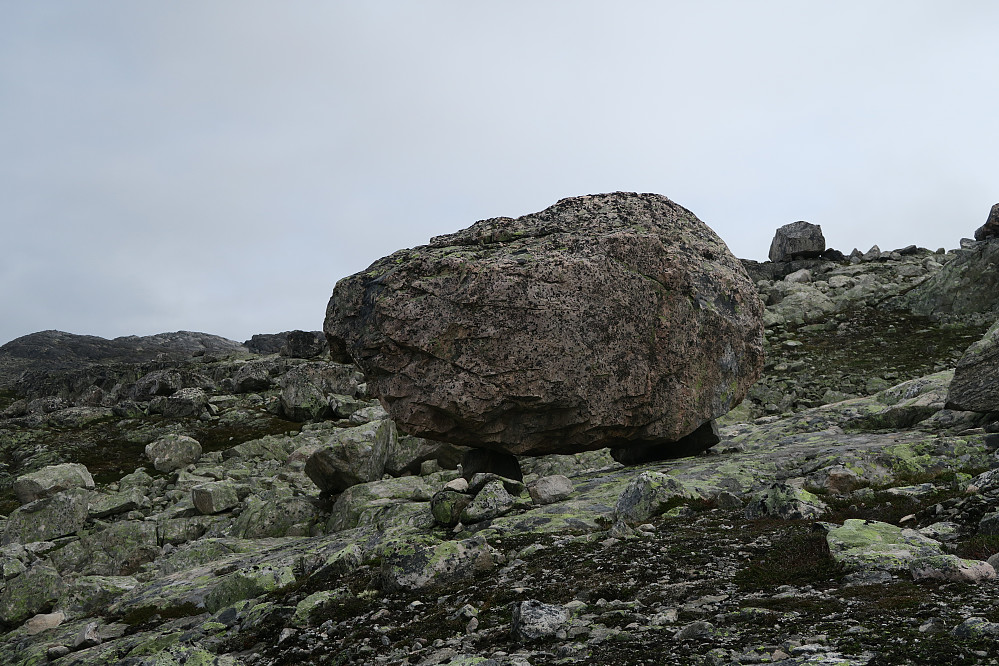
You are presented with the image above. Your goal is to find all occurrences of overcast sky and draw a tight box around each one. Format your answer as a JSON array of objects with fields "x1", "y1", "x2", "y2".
[{"x1": 2, "y1": 2, "x2": 998, "y2": 346}]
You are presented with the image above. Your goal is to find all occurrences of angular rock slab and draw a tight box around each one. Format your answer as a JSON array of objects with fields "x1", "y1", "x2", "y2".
[
  {"x1": 13, "y1": 463, "x2": 94, "y2": 505},
  {"x1": 896, "y1": 239, "x2": 999, "y2": 318},
  {"x1": 2, "y1": 488, "x2": 91, "y2": 545},
  {"x1": 305, "y1": 419, "x2": 395, "y2": 493},
  {"x1": 326, "y1": 192, "x2": 764, "y2": 456},
  {"x1": 947, "y1": 317, "x2": 999, "y2": 412},
  {"x1": 822, "y1": 518, "x2": 992, "y2": 584}
]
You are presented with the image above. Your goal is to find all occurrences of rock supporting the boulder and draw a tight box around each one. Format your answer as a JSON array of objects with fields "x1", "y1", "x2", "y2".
[
  {"x1": 768, "y1": 221, "x2": 825, "y2": 262},
  {"x1": 325, "y1": 192, "x2": 764, "y2": 457}
]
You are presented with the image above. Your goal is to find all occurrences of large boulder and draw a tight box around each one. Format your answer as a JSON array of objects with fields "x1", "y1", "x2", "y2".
[
  {"x1": 768, "y1": 221, "x2": 825, "y2": 262},
  {"x1": 2, "y1": 488, "x2": 91, "y2": 545},
  {"x1": 975, "y1": 203, "x2": 999, "y2": 242},
  {"x1": 132, "y1": 369, "x2": 183, "y2": 401},
  {"x1": 162, "y1": 387, "x2": 209, "y2": 419},
  {"x1": 947, "y1": 318, "x2": 999, "y2": 412},
  {"x1": 325, "y1": 192, "x2": 764, "y2": 457}
]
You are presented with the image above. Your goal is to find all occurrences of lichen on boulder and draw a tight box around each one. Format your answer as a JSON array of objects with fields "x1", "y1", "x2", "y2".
[{"x1": 325, "y1": 192, "x2": 764, "y2": 458}]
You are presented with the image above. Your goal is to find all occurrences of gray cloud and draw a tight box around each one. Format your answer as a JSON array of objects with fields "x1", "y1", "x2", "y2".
[{"x1": 2, "y1": 1, "x2": 998, "y2": 345}]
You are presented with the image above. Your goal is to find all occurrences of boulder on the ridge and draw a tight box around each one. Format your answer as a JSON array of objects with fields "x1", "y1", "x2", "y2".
[
  {"x1": 325, "y1": 192, "x2": 764, "y2": 457},
  {"x1": 768, "y1": 221, "x2": 826, "y2": 262},
  {"x1": 947, "y1": 318, "x2": 999, "y2": 412},
  {"x1": 974, "y1": 203, "x2": 999, "y2": 242}
]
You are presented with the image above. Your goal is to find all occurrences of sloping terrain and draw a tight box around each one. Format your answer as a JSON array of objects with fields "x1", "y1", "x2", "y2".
[{"x1": 1, "y1": 244, "x2": 999, "y2": 665}]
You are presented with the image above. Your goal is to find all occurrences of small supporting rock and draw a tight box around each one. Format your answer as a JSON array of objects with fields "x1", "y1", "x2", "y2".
[
  {"x1": 610, "y1": 420, "x2": 719, "y2": 465},
  {"x1": 461, "y1": 449, "x2": 523, "y2": 482}
]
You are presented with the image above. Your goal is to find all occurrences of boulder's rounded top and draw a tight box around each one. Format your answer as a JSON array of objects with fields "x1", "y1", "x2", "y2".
[{"x1": 429, "y1": 192, "x2": 706, "y2": 249}]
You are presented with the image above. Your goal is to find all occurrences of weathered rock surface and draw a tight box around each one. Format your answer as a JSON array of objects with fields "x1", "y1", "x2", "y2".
[
  {"x1": 947, "y1": 317, "x2": 999, "y2": 412},
  {"x1": 326, "y1": 192, "x2": 764, "y2": 456},
  {"x1": 768, "y1": 220, "x2": 826, "y2": 262}
]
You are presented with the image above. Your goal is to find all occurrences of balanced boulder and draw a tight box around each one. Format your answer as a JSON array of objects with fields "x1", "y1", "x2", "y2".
[
  {"x1": 325, "y1": 192, "x2": 764, "y2": 457},
  {"x1": 13, "y1": 463, "x2": 94, "y2": 504},
  {"x1": 768, "y1": 221, "x2": 826, "y2": 262}
]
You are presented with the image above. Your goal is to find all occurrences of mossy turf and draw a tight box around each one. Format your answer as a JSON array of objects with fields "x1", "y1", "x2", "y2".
[
  {"x1": 218, "y1": 501, "x2": 999, "y2": 665},
  {"x1": 0, "y1": 410, "x2": 300, "y2": 491},
  {"x1": 756, "y1": 307, "x2": 988, "y2": 414}
]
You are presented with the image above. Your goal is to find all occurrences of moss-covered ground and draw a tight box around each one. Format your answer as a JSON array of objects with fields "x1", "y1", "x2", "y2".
[
  {"x1": 218, "y1": 492, "x2": 999, "y2": 665},
  {"x1": 751, "y1": 308, "x2": 987, "y2": 415}
]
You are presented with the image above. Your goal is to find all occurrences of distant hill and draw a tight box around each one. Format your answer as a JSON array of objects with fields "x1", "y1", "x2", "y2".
[{"x1": 0, "y1": 330, "x2": 247, "y2": 389}]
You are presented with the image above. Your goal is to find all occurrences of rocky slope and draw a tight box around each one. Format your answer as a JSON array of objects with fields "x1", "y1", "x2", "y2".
[{"x1": 1, "y1": 235, "x2": 999, "y2": 665}]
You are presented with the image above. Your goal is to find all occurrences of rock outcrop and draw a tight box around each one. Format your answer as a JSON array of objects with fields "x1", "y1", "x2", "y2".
[
  {"x1": 325, "y1": 192, "x2": 764, "y2": 457},
  {"x1": 893, "y1": 239, "x2": 999, "y2": 322},
  {"x1": 974, "y1": 203, "x2": 999, "y2": 241},
  {"x1": 947, "y1": 317, "x2": 999, "y2": 412},
  {"x1": 768, "y1": 221, "x2": 825, "y2": 262},
  {"x1": 0, "y1": 330, "x2": 247, "y2": 390}
]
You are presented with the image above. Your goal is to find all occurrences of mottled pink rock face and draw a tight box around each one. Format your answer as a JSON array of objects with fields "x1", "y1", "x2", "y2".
[{"x1": 325, "y1": 192, "x2": 764, "y2": 456}]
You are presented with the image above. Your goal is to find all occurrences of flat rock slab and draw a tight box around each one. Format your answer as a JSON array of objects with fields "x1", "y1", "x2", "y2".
[{"x1": 326, "y1": 192, "x2": 764, "y2": 456}]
